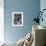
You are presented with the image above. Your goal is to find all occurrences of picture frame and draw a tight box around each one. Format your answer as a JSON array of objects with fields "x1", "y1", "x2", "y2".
[{"x1": 12, "y1": 12, "x2": 23, "y2": 26}]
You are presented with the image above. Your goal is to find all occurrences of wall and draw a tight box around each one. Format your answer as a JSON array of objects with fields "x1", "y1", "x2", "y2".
[
  {"x1": 4, "y1": 0, "x2": 40, "y2": 42},
  {"x1": 40, "y1": 0, "x2": 46, "y2": 27}
]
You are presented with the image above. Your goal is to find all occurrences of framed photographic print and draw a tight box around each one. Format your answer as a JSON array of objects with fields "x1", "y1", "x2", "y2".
[{"x1": 12, "y1": 12, "x2": 23, "y2": 26}]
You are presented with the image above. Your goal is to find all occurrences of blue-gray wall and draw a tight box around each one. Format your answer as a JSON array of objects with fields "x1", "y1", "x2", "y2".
[
  {"x1": 40, "y1": 0, "x2": 46, "y2": 27},
  {"x1": 4, "y1": 0, "x2": 40, "y2": 42}
]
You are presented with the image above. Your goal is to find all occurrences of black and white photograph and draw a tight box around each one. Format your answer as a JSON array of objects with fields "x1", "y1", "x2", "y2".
[{"x1": 12, "y1": 12, "x2": 23, "y2": 26}]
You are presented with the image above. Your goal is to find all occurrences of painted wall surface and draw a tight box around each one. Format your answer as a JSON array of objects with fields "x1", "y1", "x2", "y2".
[
  {"x1": 4, "y1": 0, "x2": 40, "y2": 42},
  {"x1": 40, "y1": 0, "x2": 46, "y2": 27}
]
